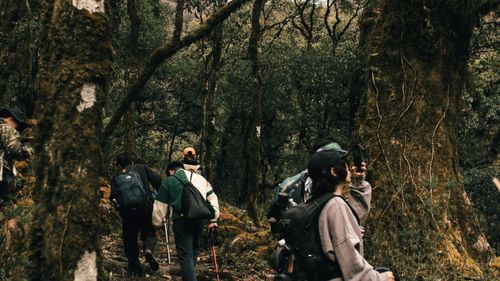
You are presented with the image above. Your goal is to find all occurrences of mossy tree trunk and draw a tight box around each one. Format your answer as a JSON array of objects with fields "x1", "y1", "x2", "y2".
[
  {"x1": 0, "y1": 0, "x2": 37, "y2": 114},
  {"x1": 357, "y1": 0, "x2": 495, "y2": 278},
  {"x1": 202, "y1": 22, "x2": 223, "y2": 185},
  {"x1": 122, "y1": 0, "x2": 141, "y2": 155},
  {"x1": 31, "y1": 1, "x2": 113, "y2": 280},
  {"x1": 245, "y1": 0, "x2": 265, "y2": 223}
]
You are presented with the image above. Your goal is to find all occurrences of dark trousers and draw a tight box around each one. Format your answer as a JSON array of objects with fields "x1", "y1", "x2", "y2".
[
  {"x1": 120, "y1": 207, "x2": 157, "y2": 268},
  {"x1": 173, "y1": 219, "x2": 205, "y2": 281},
  {"x1": 0, "y1": 173, "x2": 14, "y2": 207}
]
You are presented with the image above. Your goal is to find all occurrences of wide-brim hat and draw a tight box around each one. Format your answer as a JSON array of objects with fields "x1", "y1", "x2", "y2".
[
  {"x1": 307, "y1": 149, "x2": 348, "y2": 181},
  {"x1": 0, "y1": 108, "x2": 29, "y2": 131}
]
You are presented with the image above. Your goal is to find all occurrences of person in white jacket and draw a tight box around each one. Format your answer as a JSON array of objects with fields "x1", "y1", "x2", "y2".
[
  {"x1": 152, "y1": 161, "x2": 219, "y2": 281},
  {"x1": 307, "y1": 150, "x2": 395, "y2": 281}
]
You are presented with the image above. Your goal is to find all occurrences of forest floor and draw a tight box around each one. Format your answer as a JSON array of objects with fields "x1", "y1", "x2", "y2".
[
  {"x1": 101, "y1": 226, "x2": 231, "y2": 281},
  {"x1": 100, "y1": 203, "x2": 277, "y2": 281}
]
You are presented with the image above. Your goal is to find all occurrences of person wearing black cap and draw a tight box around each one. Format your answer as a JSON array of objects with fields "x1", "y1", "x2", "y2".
[
  {"x1": 111, "y1": 152, "x2": 162, "y2": 277},
  {"x1": 0, "y1": 108, "x2": 32, "y2": 207},
  {"x1": 307, "y1": 149, "x2": 395, "y2": 281}
]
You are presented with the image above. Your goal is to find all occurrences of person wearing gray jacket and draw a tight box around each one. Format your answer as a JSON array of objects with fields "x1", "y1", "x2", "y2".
[{"x1": 307, "y1": 150, "x2": 395, "y2": 281}]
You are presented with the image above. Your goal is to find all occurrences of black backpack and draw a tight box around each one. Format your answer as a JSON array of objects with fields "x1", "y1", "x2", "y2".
[
  {"x1": 113, "y1": 170, "x2": 152, "y2": 210},
  {"x1": 277, "y1": 194, "x2": 343, "y2": 281},
  {"x1": 267, "y1": 171, "x2": 309, "y2": 233},
  {"x1": 173, "y1": 172, "x2": 214, "y2": 221}
]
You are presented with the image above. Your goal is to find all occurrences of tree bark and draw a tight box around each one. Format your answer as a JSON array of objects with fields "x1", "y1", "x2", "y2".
[
  {"x1": 245, "y1": 0, "x2": 265, "y2": 223},
  {"x1": 202, "y1": 23, "x2": 223, "y2": 185},
  {"x1": 0, "y1": 0, "x2": 36, "y2": 113},
  {"x1": 357, "y1": 1, "x2": 494, "y2": 278},
  {"x1": 30, "y1": 1, "x2": 113, "y2": 280},
  {"x1": 122, "y1": 0, "x2": 141, "y2": 155}
]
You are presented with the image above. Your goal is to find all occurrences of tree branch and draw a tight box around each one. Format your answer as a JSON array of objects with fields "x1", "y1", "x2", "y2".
[
  {"x1": 173, "y1": 0, "x2": 185, "y2": 44},
  {"x1": 103, "y1": 0, "x2": 250, "y2": 141}
]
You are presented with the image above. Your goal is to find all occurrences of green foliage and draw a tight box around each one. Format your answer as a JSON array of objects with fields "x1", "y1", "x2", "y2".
[
  {"x1": 463, "y1": 168, "x2": 500, "y2": 255},
  {"x1": 459, "y1": 16, "x2": 499, "y2": 254}
]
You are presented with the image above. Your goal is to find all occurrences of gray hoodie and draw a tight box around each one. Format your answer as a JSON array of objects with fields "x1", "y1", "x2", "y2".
[{"x1": 318, "y1": 180, "x2": 391, "y2": 281}]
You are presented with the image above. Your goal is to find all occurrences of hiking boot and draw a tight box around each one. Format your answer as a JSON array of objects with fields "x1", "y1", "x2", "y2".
[
  {"x1": 144, "y1": 249, "x2": 159, "y2": 271},
  {"x1": 128, "y1": 267, "x2": 143, "y2": 277},
  {"x1": 128, "y1": 262, "x2": 143, "y2": 277}
]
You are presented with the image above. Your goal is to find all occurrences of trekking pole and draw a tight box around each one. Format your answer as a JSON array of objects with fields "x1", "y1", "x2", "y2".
[
  {"x1": 163, "y1": 218, "x2": 171, "y2": 264},
  {"x1": 210, "y1": 230, "x2": 221, "y2": 281}
]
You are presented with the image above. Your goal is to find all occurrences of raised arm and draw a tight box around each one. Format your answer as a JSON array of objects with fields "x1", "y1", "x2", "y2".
[{"x1": 348, "y1": 162, "x2": 372, "y2": 225}]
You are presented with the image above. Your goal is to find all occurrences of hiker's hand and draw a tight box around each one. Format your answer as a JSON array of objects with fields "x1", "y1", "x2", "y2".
[
  {"x1": 385, "y1": 271, "x2": 395, "y2": 281},
  {"x1": 208, "y1": 222, "x2": 217, "y2": 230},
  {"x1": 350, "y1": 161, "x2": 367, "y2": 181}
]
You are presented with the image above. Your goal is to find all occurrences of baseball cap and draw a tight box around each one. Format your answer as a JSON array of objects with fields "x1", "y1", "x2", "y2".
[
  {"x1": 307, "y1": 150, "x2": 348, "y2": 181},
  {"x1": 183, "y1": 147, "x2": 196, "y2": 156}
]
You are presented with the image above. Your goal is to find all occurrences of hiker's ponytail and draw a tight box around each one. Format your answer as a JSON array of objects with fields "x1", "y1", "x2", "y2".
[{"x1": 311, "y1": 160, "x2": 347, "y2": 198}]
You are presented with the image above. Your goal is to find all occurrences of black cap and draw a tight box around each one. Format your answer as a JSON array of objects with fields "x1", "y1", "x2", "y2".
[
  {"x1": 166, "y1": 161, "x2": 183, "y2": 172},
  {"x1": 307, "y1": 150, "x2": 348, "y2": 181},
  {"x1": 0, "y1": 108, "x2": 28, "y2": 131}
]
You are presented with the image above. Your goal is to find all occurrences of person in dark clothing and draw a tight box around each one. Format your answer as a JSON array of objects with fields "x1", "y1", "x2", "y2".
[{"x1": 111, "y1": 153, "x2": 162, "y2": 277}]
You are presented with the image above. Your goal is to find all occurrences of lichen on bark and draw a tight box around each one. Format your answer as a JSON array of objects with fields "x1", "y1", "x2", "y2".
[{"x1": 30, "y1": 1, "x2": 113, "y2": 280}]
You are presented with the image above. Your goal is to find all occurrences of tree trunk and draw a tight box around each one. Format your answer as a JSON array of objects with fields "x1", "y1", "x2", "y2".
[
  {"x1": 245, "y1": 0, "x2": 265, "y2": 223},
  {"x1": 0, "y1": 0, "x2": 36, "y2": 113},
  {"x1": 30, "y1": 1, "x2": 113, "y2": 280},
  {"x1": 202, "y1": 23, "x2": 223, "y2": 184},
  {"x1": 357, "y1": 1, "x2": 493, "y2": 278},
  {"x1": 122, "y1": 0, "x2": 141, "y2": 155}
]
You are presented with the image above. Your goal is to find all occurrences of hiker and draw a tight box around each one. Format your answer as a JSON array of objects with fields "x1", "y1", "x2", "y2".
[
  {"x1": 0, "y1": 108, "x2": 32, "y2": 207},
  {"x1": 303, "y1": 149, "x2": 395, "y2": 280},
  {"x1": 152, "y1": 161, "x2": 220, "y2": 281},
  {"x1": 110, "y1": 152, "x2": 162, "y2": 277},
  {"x1": 182, "y1": 147, "x2": 203, "y2": 175},
  {"x1": 269, "y1": 139, "x2": 354, "y2": 279},
  {"x1": 267, "y1": 138, "x2": 345, "y2": 231}
]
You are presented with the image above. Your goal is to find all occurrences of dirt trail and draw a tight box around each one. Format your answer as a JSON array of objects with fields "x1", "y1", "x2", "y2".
[
  {"x1": 101, "y1": 223, "x2": 231, "y2": 281},
  {"x1": 99, "y1": 202, "x2": 276, "y2": 281}
]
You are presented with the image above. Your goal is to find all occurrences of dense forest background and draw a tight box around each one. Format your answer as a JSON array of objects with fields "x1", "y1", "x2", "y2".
[{"x1": 0, "y1": 0, "x2": 498, "y2": 280}]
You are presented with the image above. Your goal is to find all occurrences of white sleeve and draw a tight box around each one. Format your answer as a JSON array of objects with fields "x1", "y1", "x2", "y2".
[
  {"x1": 152, "y1": 200, "x2": 170, "y2": 228},
  {"x1": 206, "y1": 186, "x2": 220, "y2": 222}
]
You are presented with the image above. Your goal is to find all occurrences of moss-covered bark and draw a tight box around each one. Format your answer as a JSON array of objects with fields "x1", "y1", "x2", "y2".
[
  {"x1": 357, "y1": 0, "x2": 495, "y2": 278},
  {"x1": 0, "y1": 0, "x2": 37, "y2": 113},
  {"x1": 31, "y1": 1, "x2": 113, "y2": 280},
  {"x1": 245, "y1": 0, "x2": 265, "y2": 222},
  {"x1": 201, "y1": 22, "x2": 223, "y2": 185},
  {"x1": 122, "y1": 0, "x2": 141, "y2": 155}
]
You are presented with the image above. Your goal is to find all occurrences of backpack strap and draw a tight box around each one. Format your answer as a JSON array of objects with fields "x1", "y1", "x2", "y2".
[
  {"x1": 172, "y1": 170, "x2": 194, "y2": 185},
  {"x1": 308, "y1": 193, "x2": 339, "y2": 208},
  {"x1": 314, "y1": 193, "x2": 361, "y2": 225}
]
